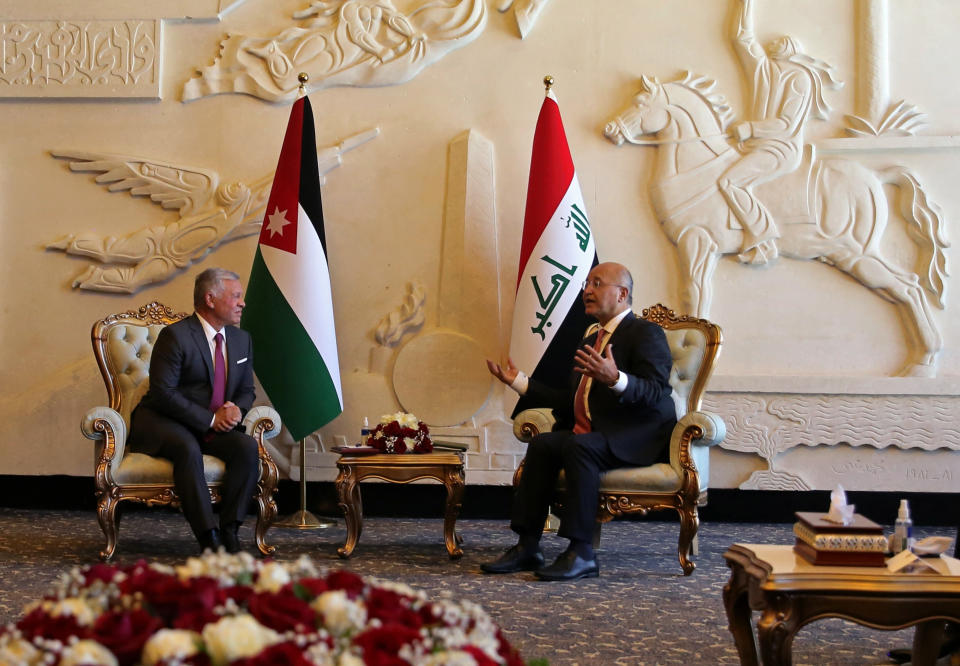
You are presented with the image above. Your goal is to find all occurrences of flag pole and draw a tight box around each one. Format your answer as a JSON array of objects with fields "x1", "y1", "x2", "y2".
[
  {"x1": 274, "y1": 437, "x2": 335, "y2": 529},
  {"x1": 273, "y1": 70, "x2": 336, "y2": 531}
]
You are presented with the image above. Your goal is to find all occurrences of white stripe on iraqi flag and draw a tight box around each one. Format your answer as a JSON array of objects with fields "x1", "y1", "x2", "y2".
[
  {"x1": 509, "y1": 174, "x2": 594, "y2": 375},
  {"x1": 260, "y1": 202, "x2": 343, "y2": 407}
]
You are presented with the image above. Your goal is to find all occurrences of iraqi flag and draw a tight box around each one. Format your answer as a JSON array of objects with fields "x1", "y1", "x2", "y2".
[
  {"x1": 241, "y1": 96, "x2": 343, "y2": 440},
  {"x1": 509, "y1": 89, "x2": 598, "y2": 416}
]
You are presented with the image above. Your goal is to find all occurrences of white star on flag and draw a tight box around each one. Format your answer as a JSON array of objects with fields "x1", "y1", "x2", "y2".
[{"x1": 266, "y1": 207, "x2": 291, "y2": 237}]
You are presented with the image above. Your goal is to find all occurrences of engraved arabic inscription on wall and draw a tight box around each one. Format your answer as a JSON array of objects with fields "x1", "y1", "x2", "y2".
[{"x1": 0, "y1": 20, "x2": 159, "y2": 98}]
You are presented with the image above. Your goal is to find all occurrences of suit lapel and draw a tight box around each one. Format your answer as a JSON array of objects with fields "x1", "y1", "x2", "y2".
[{"x1": 187, "y1": 315, "x2": 215, "y2": 384}]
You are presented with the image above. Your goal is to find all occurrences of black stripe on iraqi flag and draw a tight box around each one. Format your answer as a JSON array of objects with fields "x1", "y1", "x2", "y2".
[
  {"x1": 511, "y1": 254, "x2": 599, "y2": 418},
  {"x1": 299, "y1": 97, "x2": 327, "y2": 253}
]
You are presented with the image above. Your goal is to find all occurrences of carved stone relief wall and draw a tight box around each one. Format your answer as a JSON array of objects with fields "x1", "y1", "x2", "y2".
[
  {"x1": 3, "y1": 0, "x2": 960, "y2": 493},
  {"x1": 182, "y1": 0, "x2": 487, "y2": 102},
  {"x1": 705, "y1": 382, "x2": 960, "y2": 492},
  {"x1": 46, "y1": 129, "x2": 378, "y2": 293}
]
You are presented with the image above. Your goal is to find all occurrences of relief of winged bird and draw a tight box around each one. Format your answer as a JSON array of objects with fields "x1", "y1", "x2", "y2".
[{"x1": 47, "y1": 128, "x2": 379, "y2": 293}]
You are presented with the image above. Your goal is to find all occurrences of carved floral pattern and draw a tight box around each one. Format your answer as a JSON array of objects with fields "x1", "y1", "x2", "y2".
[{"x1": 706, "y1": 392, "x2": 960, "y2": 490}]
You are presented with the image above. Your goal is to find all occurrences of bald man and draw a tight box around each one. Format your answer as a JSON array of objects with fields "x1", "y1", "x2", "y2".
[{"x1": 484, "y1": 262, "x2": 676, "y2": 580}]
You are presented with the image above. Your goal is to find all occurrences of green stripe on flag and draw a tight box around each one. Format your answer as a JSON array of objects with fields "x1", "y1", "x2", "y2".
[{"x1": 242, "y1": 248, "x2": 342, "y2": 440}]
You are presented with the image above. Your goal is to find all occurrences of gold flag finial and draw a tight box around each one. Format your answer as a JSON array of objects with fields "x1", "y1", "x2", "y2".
[
  {"x1": 543, "y1": 75, "x2": 554, "y2": 92},
  {"x1": 297, "y1": 72, "x2": 309, "y2": 97}
]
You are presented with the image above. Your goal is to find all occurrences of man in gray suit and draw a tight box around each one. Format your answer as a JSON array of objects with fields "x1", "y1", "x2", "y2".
[
  {"x1": 128, "y1": 267, "x2": 259, "y2": 553},
  {"x1": 483, "y1": 262, "x2": 676, "y2": 580}
]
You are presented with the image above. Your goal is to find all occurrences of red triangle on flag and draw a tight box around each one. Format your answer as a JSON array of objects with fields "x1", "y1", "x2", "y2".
[{"x1": 258, "y1": 99, "x2": 305, "y2": 255}]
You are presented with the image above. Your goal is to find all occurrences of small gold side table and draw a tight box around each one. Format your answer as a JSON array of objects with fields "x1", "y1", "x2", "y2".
[
  {"x1": 335, "y1": 452, "x2": 465, "y2": 559},
  {"x1": 723, "y1": 543, "x2": 960, "y2": 665}
]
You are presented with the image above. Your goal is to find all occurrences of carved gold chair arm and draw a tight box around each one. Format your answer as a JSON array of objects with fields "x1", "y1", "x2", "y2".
[
  {"x1": 81, "y1": 407, "x2": 127, "y2": 459},
  {"x1": 512, "y1": 408, "x2": 555, "y2": 443},
  {"x1": 242, "y1": 405, "x2": 282, "y2": 441},
  {"x1": 674, "y1": 410, "x2": 725, "y2": 448}
]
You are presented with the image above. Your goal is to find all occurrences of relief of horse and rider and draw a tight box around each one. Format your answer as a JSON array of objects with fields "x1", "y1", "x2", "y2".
[{"x1": 604, "y1": 0, "x2": 948, "y2": 378}]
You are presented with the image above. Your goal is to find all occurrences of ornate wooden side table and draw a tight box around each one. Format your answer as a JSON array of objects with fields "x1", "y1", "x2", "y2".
[
  {"x1": 723, "y1": 543, "x2": 960, "y2": 665},
  {"x1": 335, "y1": 452, "x2": 465, "y2": 559}
]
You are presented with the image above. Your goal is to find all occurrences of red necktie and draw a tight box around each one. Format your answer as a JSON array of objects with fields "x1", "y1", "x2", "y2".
[
  {"x1": 572, "y1": 329, "x2": 606, "y2": 434},
  {"x1": 209, "y1": 332, "x2": 226, "y2": 412}
]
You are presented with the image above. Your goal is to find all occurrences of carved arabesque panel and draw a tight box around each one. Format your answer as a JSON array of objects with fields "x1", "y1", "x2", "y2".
[{"x1": 0, "y1": 20, "x2": 159, "y2": 98}]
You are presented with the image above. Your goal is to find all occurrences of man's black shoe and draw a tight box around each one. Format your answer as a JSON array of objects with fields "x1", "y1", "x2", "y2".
[
  {"x1": 198, "y1": 528, "x2": 221, "y2": 552},
  {"x1": 534, "y1": 550, "x2": 599, "y2": 581},
  {"x1": 480, "y1": 545, "x2": 545, "y2": 574},
  {"x1": 222, "y1": 523, "x2": 241, "y2": 554}
]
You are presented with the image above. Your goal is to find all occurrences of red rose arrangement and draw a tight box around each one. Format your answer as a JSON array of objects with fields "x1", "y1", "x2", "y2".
[
  {"x1": 0, "y1": 552, "x2": 526, "y2": 666},
  {"x1": 366, "y1": 412, "x2": 432, "y2": 454}
]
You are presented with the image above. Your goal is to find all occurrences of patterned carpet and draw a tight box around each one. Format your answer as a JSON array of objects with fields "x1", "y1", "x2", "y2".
[{"x1": 0, "y1": 507, "x2": 944, "y2": 665}]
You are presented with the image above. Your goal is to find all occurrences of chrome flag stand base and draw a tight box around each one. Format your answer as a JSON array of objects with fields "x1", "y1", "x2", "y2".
[{"x1": 274, "y1": 438, "x2": 336, "y2": 529}]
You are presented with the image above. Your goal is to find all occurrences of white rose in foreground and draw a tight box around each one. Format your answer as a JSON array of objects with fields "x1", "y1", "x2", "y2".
[
  {"x1": 0, "y1": 637, "x2": 40, "y2": 665},
  {"x1": 418, "y1": 650, "x2": 480, "y2": 666},
  {"x1": 47, "y1": 598, "x2": 99, "y2": 626},
  {"x1": 141, "y1": 628, "x2": 201, "y2": 665},
  {"x1": 337, "y1": 652, "x2": 366, "y2": 666},
  {"x1": 201, "y1": 614, "x2": 280, "y2": 665},
  {"x1": 59, "y1": 640, "x2": 118, "y2": 666},
  {"x1": 254, "y1": 561, "x2": 292, "y2": 592},
  {"x1": 312, "y1": 590, "x2": 367, "y2": 636}
]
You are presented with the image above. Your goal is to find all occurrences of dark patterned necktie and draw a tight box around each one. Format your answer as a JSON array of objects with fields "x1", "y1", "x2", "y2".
[
  {"x1": 209, "y1": 332, "x2": 226, "y2": 412},
  {"x1": 572, "y1": 329, "x2": 606, "y2": 434}
]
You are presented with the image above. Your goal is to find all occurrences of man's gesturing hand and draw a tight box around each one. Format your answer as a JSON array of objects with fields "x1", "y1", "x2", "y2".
[
  {"x1": 574, "y1": 343, "x2": 620, "y2": 386},
  {"x1": 486, "y1": 357, "x2": 519, "y2": 386}
]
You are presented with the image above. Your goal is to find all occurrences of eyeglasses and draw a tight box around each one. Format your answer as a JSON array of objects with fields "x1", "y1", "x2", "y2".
[{"x1": 581, "y1": 278, "x2": 626, "y2": 291}]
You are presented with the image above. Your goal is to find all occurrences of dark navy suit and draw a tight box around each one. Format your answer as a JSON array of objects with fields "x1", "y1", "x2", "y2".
[
  {"x1": 128, "y1": 314, "x2": 259, "y2": 539},
  {"x1": 514, "y1": 311, "x2": 676, "y2": 543}
]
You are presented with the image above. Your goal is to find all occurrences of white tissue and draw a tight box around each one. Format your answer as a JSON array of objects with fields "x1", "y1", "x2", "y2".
[{"x1": 823, "y1": 484, "x2": 855, "y2": 525}]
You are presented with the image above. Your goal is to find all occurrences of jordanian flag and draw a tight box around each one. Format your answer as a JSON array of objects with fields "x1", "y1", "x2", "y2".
[
  {"x1": 241, "y1": 96, "x2": 343, "y2": 440},
  {"x1": 509, "y1": 89, "x2": 598, "y2": 416}
]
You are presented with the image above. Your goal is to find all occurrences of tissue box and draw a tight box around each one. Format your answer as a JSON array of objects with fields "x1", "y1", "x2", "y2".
[{"x1": 793, "y1": 512, "x2": 886, "y2": 567}]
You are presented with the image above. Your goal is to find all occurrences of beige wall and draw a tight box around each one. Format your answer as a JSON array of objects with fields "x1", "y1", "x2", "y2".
[{"x1": 2, "y1": 0, "x2": 959, "y2": 492}]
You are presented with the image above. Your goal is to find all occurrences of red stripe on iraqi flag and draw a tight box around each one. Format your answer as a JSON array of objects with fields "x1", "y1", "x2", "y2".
[{"x1": 516, "y1": 93, "x2": 575, "y2": 288}]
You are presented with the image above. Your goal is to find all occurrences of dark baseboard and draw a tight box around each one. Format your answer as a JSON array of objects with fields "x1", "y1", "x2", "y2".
[{"x1": 1, "y1": 475, "x2": 956, "y2": 526}]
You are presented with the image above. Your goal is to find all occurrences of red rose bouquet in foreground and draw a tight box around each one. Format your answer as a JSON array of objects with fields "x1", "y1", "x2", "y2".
[
  {"x1": 0, "y1": 552, "x2": 525, "y2": 665},
  {"x1": 366, "y1": 412, "x2": 432, "y2": 454}
]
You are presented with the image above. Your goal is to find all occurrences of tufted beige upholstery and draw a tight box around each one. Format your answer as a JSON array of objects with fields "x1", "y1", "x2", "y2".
[
  {"x1": 81, "y1": 302, "x2": 283, "y2": 561},
  {"x1": 513, "y1": 303, "x2": 725, "y2": 575}
]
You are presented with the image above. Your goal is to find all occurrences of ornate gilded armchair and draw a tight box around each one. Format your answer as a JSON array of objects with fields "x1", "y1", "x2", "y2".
[
  {"x1": 81, "y1": 302, "x2": 282, "y2": 561},
  {"x1": 513, "y1": 303, "x2": 725, "y2": 575}
]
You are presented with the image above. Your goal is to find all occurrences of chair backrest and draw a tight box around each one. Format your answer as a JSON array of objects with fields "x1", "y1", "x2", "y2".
[
  {"x1": 640, "y1": 304, "x2": 722, "y2": 489},
  {"x1": 639, "y1": 303, "x2": 722, "y2": 420},
  {"x1": 91, "y1": 302, "x2": 188, "y2": 427}
]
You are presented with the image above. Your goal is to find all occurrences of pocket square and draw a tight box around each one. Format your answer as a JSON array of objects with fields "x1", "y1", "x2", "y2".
[{"x1": 236, "y1": 357, "x2": 248, "y2": 364}]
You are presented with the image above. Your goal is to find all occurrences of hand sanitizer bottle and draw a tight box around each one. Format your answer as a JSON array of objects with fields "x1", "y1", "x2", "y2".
[
  {"x1": 360, "y1": 417, "x2": 372, "y2": 446},
  {"x1": 892, "y1": 499, "x2": 914, "y2": 554}
]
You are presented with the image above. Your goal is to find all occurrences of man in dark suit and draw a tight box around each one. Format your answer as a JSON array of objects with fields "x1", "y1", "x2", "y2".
[
  {"x1": 128, "y1": 267, "x2": 259, "y2": 553},
  {"x1": 483, "y1": 261, "x2": 676, "y2": 580}
]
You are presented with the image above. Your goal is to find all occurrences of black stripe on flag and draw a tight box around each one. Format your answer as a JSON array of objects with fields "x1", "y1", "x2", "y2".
[{"x1": 299, "y1": 97, "x2": 327, "y2": 253}]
